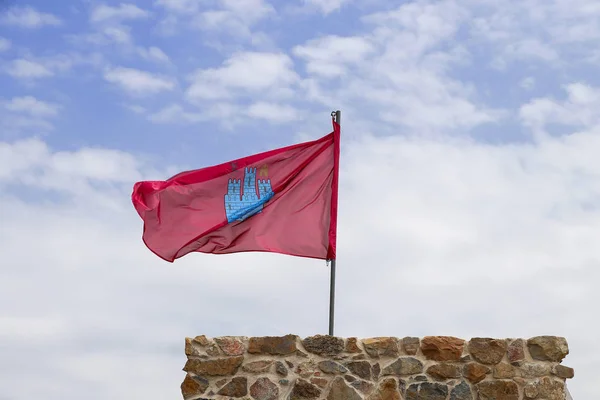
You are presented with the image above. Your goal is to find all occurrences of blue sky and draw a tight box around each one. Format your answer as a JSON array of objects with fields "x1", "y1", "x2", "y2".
[{"x1": 1, "y1": 0, "x2": 598, "y2": 398}]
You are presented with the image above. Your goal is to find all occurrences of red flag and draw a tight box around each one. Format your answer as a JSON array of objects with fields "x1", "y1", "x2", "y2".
[{"x1": 132, "y1": 120, "x2": 340, "y2": 263}]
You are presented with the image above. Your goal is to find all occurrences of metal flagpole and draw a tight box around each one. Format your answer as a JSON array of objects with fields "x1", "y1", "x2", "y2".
[{"x1": 329, "y1": 110, "x2": 340, "y2": 336}]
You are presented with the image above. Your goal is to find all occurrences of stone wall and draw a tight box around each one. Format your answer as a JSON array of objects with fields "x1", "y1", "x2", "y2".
[{"x1": 181, "y1": 335, "x2": 574, "y2": 400}]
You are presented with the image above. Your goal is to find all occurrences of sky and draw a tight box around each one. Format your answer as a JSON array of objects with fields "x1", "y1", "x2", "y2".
[{"x1": 0, "y1": 0, "x2": 597, "y2": 398}]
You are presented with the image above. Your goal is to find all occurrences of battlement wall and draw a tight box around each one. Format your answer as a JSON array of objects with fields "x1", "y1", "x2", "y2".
[{"x1": 180, "y1": 334, "x2": 573, "y2": 399}]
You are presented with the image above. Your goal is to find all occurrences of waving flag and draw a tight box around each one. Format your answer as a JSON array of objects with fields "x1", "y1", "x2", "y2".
[{"x1": 132, "y1": 120, "x2": 340, "y2": 263}]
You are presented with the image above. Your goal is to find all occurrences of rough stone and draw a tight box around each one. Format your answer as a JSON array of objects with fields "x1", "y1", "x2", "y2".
[
  {"x1": 414, "y1": 375, "x2": 427, "y2": 382},
  {"x1": 552, "y1": 364, "x2": 575, "y2": 379},
  {"x1": 289, "y1": 379, "x2": 321, "y2": 399},
  {"x1": 302, "y1": 335, "x2": 344, "y2": 356},
  {"x1": 450, "y1": 381, "x2": 473, "y2": 400},
  {"x1": 206, "y1": 344, "x2": 220, "y2": 356},
  {"x1": 363, "y1": 337, "x2": 399, "y2": 357},
  {"x1": 248, "y1": 335, "x2": 297, "y2": 355},
  {"x1": 242, "y1": 360, "x2": 273, "y2": 373},
  {"x1": 507, "y1": 339, "x2": 525, "y2": 363},
  {"x1": 185, "y1": 338, "x2": 202, "y2": 357},
  {"x1": 183, "y1": 356, "x2": 244, "y2": 376},
  {"x1": 426, "y1": 363, "x2": 461, "y2": 380},
  {"x1": 476, "y1": 381, "x2": 519, "y2": 400},
  {"x1": 493, "y1": 363, "x2": 517, "y2": 379},
  {"x1": 524, "y1": 381, "x2": 538, "y2": 398},
  {"x1": 346, "y1": 361, "x2": 372, "y2": 380},
  {"x1": 346, "y1": 337, "x2": 361, "y2": 353},
  {"x1": 421, "y1": 336, "x2": 464, "y2": 361},
  {"x1": 382, "y1": 357, "x2": 424, "y2": 376},
  {"x1": 181, "y1": 374, "x2": 209, "y2": 398},
  {"x1": 463, "y1": 363, "x2": 490, "y2": 384},
  {"x1": 367, "y1": 377, "x2": 401, "y2": 400},
  {"x1": 217, "y1": 377, "x2": 247, "y2": 397},
  {"x1": 352, "y1": 354, "x2": 366, "y2": 360},
  {"x1": 280, "y1": 379, "x2": 289, "y2": 386},
  {"x1": 250, "y1": 377, "x2": 279, "y2": 400},
  {"x1": 296, "y1": 360, "x2": 319, "y2": 378},
  {"x1": 310, "y1": 377, "x2": 329, "y2": 388},
  {"x1": 215, "y1": 336, "x2": 245, "y2": 356},
  {"x1": 406, "y1": 382, "x2": 448, "y2": 400},
  {"x1": 372, "y1": 363, "x2": 381, "y2": 379},
  {"x1": 215, "y1": 379, "x2": 227, "y2": 388},
  {"x1": 319, "y1": 360, "x2": 348, "y2": 374},
  {"x1": 327, "y1": 376, "x2": 362, "y2": 400},
  {"x1": 402, "y1": 337, "x2": 420, "y2": 356},
  {"x1": 275, "y1": 361, "x2": 288, "y2": 377},
  {"x1": 351, "y1": 380, "x2": 375, "y2": 395},
  {"x1": 527, "y1": 336, "x2": 569, "y2": 362},
  {"x1": 286, "y1": 360, "x2": 294, "y2": 368},
  {"x1": 537, "y1": 377, "x2": 565, "y2": 400},
  {"x1": 521, "y1": 362, "x2": 551, "y2": 377},
  {"x1": 193, "y1": 335, "x2": 210, "y2": 346},
  {"x1": 468, "y1": 338, "x2": 507, "y2": 365}
]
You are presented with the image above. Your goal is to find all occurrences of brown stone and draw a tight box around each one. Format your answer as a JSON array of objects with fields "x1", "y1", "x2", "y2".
[
  {"x1": 468, "y1": 338, "x2": 507, "y2": 365},
  {"x1": 206, "y1": 344, "x2": 220, "y2": 356},
  {"x1": 215, "y1": 336, "x2": 245, "y2": 356},
  {"x1": 421, "y1": 336, "x2": 464, "y2": 361},
  {"x1": 463, "y1": 363, "x2": 490, "y2": 384},
  {"x1": 507, "y1": 339, "x2": 524, "y2": 363},
  {"x1": 302, "y1": 335, "x2": 344, "y2": 356},
  {"x1": 250, "y1": 377, "x2": 279, "y2": 400},
  {"x1": 524, "y1": 381, "x2": 538, "y2": 398},
  {"x1": 537, "y1": 377, "x2": 565, "y2": 400},
  {"x1": 181, "y1": 374, "x2": 209, "y2": 398},
  {"x1": 193, "y1": 335, "x2": 210, "y2": 346},
  {"x1": 184, "y1": 338, "x2": 202, "y2": 356},
  {"x1": 402, "y1": 337, "x2": 420, "y2": 355},
  {"x1": 527, "y1": 336, "x2": 569, "y2": 362},
  {"x1": 406, "y1": 382, "x2": 448, "y2": 400},
  {"x1": 346, "y1": 337, "x2": 361, "y2": 353},
  {"x1": 319, "y1": 360, "x2": 348, "y2": 374},
  {"x1": 215, "y1": 379, "x2": 227, "y2": 388},
  {"x1": 344, "y1": 374, "x2": 357, "y2": 382},
  {"x1": 346, "y1": 361, "x2": 372, "y2": 380},
  {"x1": 328, "y1": 376, "x2": 362, "y2": 400},
  {"x1": 352, "y1": 380, "x2": 375, "y2": 395},
  {"x1": 217, "y1": 377, "x2": 247, "y2": 397},
  {"x1": 242, "y1": 360, "x2": 273, "y2": 373},
  {"x1": 310, "y1": 377, "x2": 329, "y2": 388},
  {"x1": 248, "y1": 335, "x2": 297, "y2": 355},
  {"x1": 183, "y1": 356, "x2": 244, "y2": 376},
  {"x1": 275, "y1": 361, "x2": 288, "y2": 376},
  {"x1": 363, "y1": 337, "x2": 399, "y2": 357},
  {"x1": 521, "y1": 362, "x2": 551, "y2": 377},
  {"x1": 426, "y1": 363, "x2": 461, "y2": 380},
  {"x1": 372, "y1": 363, "x2": 381, "y2": 379},
  {"x1": 476, "y1": 381, "x2": 518, "y2": 400},
  {"x1": 382, "y1": 357, "x2": 424, "y2": 376},
  {"x1": 552, "y1": 364, "x2": 575, "y2": 379},
  {"x1": 493, "y1": 363, "x2": 516, "y2": 379},
  {"x1": 367, "y1": 377, "x2": 401, "y2": 400},
  {"x1": 290, "y1": 379, "x2": 321, "y2": 399},
  {"x1": 296, "y1": 360, "x2": 318, "y2": 378}
]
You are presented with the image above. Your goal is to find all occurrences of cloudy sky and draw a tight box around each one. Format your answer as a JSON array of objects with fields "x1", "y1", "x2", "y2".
[{"x1": 0, "y1": 0, "x2": 597, "y2": 398}]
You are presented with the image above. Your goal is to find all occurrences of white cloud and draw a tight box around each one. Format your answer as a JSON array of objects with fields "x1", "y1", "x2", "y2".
[
  {"x1": 301, "y1": 0, "x2": 351, "y2": 15},
  {"x1": 293, "y1": 35, "x2": 375, "y2": 77},
  {"x1": 0, "y1": 6, "x2": 61, "y2": 28},
  {"x1": 520, "y1": 76, "x2": 536, "y2": 90},
  {"x1": 148, "y1": 104, "x2": 204, "y2": 123},
  {"x1": 90, "y1": 3, "x2": 150, "y2": 24},
  {"x1": 104, "y1": 67, "x2": 176, "y2": 95},
  {"x1": 4, "y1": 59, "x2": 53, "y2": 79},
  {"x1": 4, "y1": 96, "x2": 60, "y2": 117},
  {"x1": 154, "y1": 0, "x2": 202, "y2": 13},
  {"x1": 245, "y1": 102, "x2": 301, "y2": 123},
  {"x1": 0, "y1": 37, "x2": 10, "y2": 52},
  {"x1": 186, "y1": 52, "x2": 298, "y2": 101},
  {"x1": 137, "y1": 46, "x2": 170, "y2": 63},
  {"x1": 520, "y1": 83, "x2": 600, "y2": 134}
]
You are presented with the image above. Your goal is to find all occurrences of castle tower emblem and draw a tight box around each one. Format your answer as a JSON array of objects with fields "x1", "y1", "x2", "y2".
[{"x1": 224, "y1": 167, "x2": 274, "y2": 223}]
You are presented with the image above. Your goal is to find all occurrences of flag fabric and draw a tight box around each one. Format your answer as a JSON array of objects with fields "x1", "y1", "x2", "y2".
[{"x1": 132, "y1": 120, "x2": 340, "y2": 263}]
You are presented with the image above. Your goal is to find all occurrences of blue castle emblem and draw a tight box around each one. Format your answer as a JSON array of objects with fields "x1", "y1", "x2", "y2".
[{"x1": 225, "y1": 167, "x2": 274, "y2": 223}]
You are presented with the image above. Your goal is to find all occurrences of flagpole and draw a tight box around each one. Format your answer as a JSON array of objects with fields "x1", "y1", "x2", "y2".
[{"x1": 329, "y1": 110, "x2": 340, "y2": 336}]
